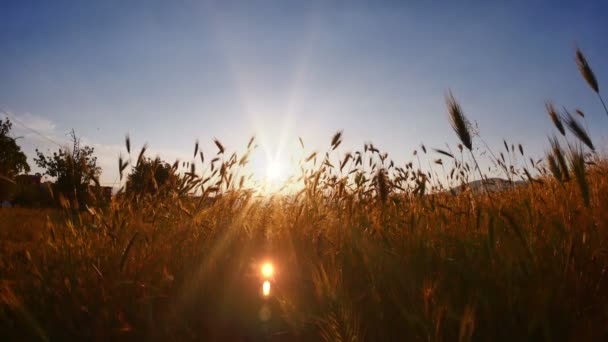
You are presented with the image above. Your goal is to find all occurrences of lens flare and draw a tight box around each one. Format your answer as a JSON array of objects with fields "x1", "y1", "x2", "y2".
[
  {"x1": 262, "y1": 280, "x2": 271, "y2": 296},
  {"x1": 261, "y1": 262, "x2": 274, "y2": 278}
]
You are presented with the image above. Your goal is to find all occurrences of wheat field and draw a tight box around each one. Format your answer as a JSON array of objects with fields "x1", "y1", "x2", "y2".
[{"x1": 1, "y1": 50, "x2": 608, "y2": 341}]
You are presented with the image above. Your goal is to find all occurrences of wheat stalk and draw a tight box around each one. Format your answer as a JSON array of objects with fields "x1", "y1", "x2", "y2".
[
  {"x1": 576, "y1": 48, "x2": 608, "y2": 117},
  {"x1": 446, "y1": 90, "x2": 486, "y2": 192},
  {"x1": 546, "y1": 102, "x2": 565, "y2": 136},
  {"x1": 567, "y1": 144, "x2": 590, "y2": 207},
  {"x1": 563, "y1": 109, "x2": 594, "y2": 151}
]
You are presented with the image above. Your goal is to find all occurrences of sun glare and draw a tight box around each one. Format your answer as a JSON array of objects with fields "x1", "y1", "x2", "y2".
[
  {"x1": 261, "y1": 262, "x2": 274, "y2": 278},
  {"x1": 262, "y1": 281, "x2": 271, "y2": 296},
  {"x1": 249, "y1": 139, "x2": 305, "y2": 195},
  {"x1": 266, "y1": 161, "x2": 284, "y2": 180}
]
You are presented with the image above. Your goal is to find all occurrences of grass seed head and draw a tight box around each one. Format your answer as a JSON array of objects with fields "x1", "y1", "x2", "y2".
[
  {"x1": 446, "y1": 91, "x2": 473, "y2": 151},
  {"x1": 545, "y1": 102, "x2": 565, "y2": 136},
  {"x1": 576, "y1": 48, "x2": 599, "y2": 93}
]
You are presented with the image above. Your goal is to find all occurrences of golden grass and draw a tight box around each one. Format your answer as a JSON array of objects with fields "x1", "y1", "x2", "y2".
[
  {"x1": 0, "y1": 208, "x2": 58, "y2": 257},
  {"x1": 1, "y1": 151, "x2": 608, "y2": 340},
  {"x1": 1, "y1": 47, "x2": 608, "y2": 340}
]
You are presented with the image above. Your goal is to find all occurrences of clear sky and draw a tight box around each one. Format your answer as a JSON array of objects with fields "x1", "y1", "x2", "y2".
[{"x1": 1, "y1": 0, "x2": 608, "y2": 185}]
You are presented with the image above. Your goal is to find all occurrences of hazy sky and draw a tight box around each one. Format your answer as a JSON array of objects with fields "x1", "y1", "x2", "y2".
[{"x1": 1, "y1": 0, "x2": 608, "y2": 184}]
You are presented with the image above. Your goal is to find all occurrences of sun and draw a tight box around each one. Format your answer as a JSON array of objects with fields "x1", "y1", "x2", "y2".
[
  {"x1": 266, "y1": 160, "x2": 284, "y2": 181},
  {"x1": 248, "y1": 143, "x2": 303, "y2": 195}
]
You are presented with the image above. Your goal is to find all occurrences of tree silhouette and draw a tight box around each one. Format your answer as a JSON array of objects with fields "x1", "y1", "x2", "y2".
[
  {"x1": 0, "y1": 118, "x2": 30, "y2": 180},
  {"x1": 34, "y1": 130, "x2": 101, "y2": 208},
  {"x1": 126, "y1": 157, "x2": 177, "y2": 196}
]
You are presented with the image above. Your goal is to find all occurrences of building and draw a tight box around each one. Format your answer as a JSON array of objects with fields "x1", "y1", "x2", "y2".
[{"x1": 16, "y1": 174, "x2": 42, "y2": 186}]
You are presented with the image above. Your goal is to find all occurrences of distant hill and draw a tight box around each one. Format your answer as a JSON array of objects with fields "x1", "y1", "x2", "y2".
[{"x1": 452, "y1": 177, "x2": 525, "y2": 194}]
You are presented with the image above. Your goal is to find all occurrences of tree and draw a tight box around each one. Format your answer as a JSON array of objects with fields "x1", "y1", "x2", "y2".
[
  {"x1": 34, "y1": 130, "x2": 101, "y2": 207},
  {"x1": 0, "y1": 118, "x2": 30, "y2": 179},
  {"x1": 126, "y1": 157, "x2": 177, "y2": 196}
]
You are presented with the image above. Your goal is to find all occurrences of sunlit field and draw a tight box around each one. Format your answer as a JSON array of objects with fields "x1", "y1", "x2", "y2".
[{"x1": 2, "y1": 48, "x2": 608, "y2": 341}]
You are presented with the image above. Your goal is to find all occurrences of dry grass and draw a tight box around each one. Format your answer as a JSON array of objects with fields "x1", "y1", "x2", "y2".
[
  {"x1": 1, "y1": 149, "x2": 608, "y2": 340},
  {"x1": 0, "y1": 208, "x2": 58, "y2": 264},
  {"x1": 1, "y1": 48, "x2": 608, "y2": 340}
]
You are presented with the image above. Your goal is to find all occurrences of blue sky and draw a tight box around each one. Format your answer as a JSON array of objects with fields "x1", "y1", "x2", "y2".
[{"x1": 1, "y1": 0, "x2": 608, "y2": 184}]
